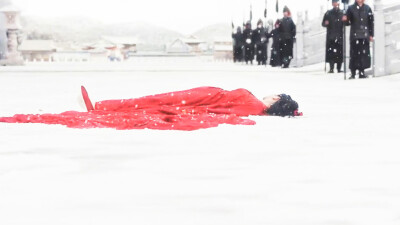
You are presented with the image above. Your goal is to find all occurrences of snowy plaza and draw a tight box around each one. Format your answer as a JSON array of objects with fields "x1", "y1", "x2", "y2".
[{"x1": 1, "y1": 59, "x2": 400, "y2": 225}]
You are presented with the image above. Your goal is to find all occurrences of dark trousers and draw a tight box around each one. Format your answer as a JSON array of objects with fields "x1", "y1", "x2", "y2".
[
  {"x1": 329, "y1": 62, "x2": 342, "y2": 72},
  {"x1": 255, "y1": 43, "x2": 268, "y2": 65},
  {"x1": 233, "y1": 46, "x2": 243, "y2": 62},
  {"x1": 244, "y1": 44, "x2": 254, "y2": 63},
  {"x1": 280, "y1": 39, "x2": 294, "y2": 68}
]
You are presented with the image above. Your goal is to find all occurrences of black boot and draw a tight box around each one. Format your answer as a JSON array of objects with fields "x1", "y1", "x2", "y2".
[
  {"x1": 328, "y1": 63, "x2": 334, "y2": 73},
  {"x1": 349, "y1": 69, "x2": 356, "y2": 79},
  {"x1": 359, "y1": 70, "x2": 367, "y2": 79}
]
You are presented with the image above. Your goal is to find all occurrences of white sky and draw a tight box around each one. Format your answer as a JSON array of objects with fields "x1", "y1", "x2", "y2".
[{"x1": 11, "y1": 0, "x2": 392, "y2": 34}]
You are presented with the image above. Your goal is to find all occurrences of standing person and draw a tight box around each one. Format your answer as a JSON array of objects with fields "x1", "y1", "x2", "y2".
[
  {"x1": 322, "y1": 0, "x2": 344, "y2": 73},
  {"x1": 343, "y1": 0, "x2": 374, "y2": 79},
  {"x1": 232, "y1": 27, "x2": 244, "y2": 63},
  {"x1": 253, "y1": 19, "x2": 270, "y2": 65},
  {"x1": 243, "y1": 21, "x2": 255, "y2": 65},
  {"x1": 270, "y1": 19, "x2": 282, "y2": 67},
  {"x1": 278, "y1": 6, "x2": 296, "y2": 68}
]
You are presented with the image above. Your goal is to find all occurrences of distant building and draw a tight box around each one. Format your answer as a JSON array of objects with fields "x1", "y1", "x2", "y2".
[
  {"x1": 167, "y1": 36, "x2": 206, "y2": 54},
  {"x1": 213, "y1": 38, "x2": 233, "y2": 61},
  {"x1": 52, "y1": 42, "x2": 90, "y2": 62},
  {"x1": 181, "y1": 36, "x2": 206, "y2": 53},
  {"x1": 102, "y1": 36, "x2": 137, "y2": 59},
  {"x1": 166, "y1": 39, "x2": 191, "y2": 54},
  {"x1": 81, "y1": 40, "x2": 114, "y2": 61},
  {"x1": 81, "y1": 37, "x2": 138, "y2": 61},
  {"x1": 18, "y1": 40, "x2": 56, "y2": 62}
]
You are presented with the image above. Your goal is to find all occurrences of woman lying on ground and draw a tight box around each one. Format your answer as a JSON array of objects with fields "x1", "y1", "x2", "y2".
[{"x1": 0, "y1": 86, "x2": 302, "y2": 131}]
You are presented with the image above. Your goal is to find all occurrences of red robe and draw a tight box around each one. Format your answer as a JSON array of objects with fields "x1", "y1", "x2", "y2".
[{"x1": 0, "y1": 87, "x2": 267, "y2": 131}]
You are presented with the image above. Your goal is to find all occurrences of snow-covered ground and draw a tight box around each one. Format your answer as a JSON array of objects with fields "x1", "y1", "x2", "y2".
[{"x1": 1, "y1": 60, "x2": 400, "y2": 225}]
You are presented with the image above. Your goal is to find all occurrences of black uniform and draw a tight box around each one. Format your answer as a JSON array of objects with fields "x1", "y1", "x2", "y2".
[
  {"x1": 243, "y1": 26, "x2": 255, "y2": 64},
  {"x1": 345, "y1": 3, "x2": 374, "y2": 78},
  {"x1": 253, "y1": 26, "x2": 270, "y2": 65},
  {"x1": 232, "y1": 31, "x2": 244, "y2": 62},
  {"x1": 269, "y1": 28, "x2": 281, "y2": 67},
  {"x1": 278, "y1": 17, "x2": 296, "y2": 68},
  {"x1": 322, "y1": 7, "x2": 344, "y2": 73}
]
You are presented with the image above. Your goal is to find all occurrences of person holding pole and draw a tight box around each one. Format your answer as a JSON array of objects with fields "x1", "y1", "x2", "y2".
[
  {"x1": 322, "y1": 0, "x2": 344, "y2": 74},
  {"x1": 342, "y1": 0, "x2": 374, "y2": 79},
  {"x1": 278, "y1": 6, "x2": 296, "y2": 68},
  {"x1": 232, "y1": 26, "x2": 244, "y2": 63},
  {"x1": 243, "y1": 21, "x2": 255, "y2": 65},
  {"x1": 253, "y1": 19, "x2": 270, "y2": 65}
]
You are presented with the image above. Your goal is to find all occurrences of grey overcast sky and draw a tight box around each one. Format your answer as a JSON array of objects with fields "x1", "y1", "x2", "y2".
[{"x1": 11, "y1": 0, "x2": 390, "y2": 34}]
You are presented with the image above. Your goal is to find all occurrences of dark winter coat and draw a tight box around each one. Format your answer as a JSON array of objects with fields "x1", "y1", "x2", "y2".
[
  {"x1": 253, "y1": 27, "x2": 270, "y2": 64},
  {"x1": 252, "y1": 27, "x2": 270, "y2": 46},
  {"x1": 322, "y1": 8, "x2": 344, "y2": 63},
  {"x1": 345, "y1": 3, "x2": 374, "y2": 41},
  {"x1": 322, "y1": 8, "x2": 344, "y2": 42},
  {"x1": 278, "y1": 17, "x2": 296, "y2": 40},
  {"x1": 232, "y1": 32, "x2": 244, "y2": 62},
  {"x1": 269, "y1": 29, "x2": 281, "y2": 66},
  {"x1": 232, "y1": 32, "x2": 244, "y2": 48},
  {"x1": 243, "y1": 27, "x2": 255, "y2": 61},
  {"x1": 278, "y1": 17, "x2": 296, "y2": 67}
]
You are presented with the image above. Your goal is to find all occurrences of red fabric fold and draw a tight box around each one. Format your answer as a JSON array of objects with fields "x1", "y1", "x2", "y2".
[{"x1": 0, "y1": 87, "x2": 267, "y2": 131}]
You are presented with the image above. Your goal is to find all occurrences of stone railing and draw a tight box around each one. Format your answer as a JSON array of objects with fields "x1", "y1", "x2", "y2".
[
  {"x1": 374, "y1": 0, "x2": 400, "y2": 76},
  {"x1": 294, "y1": 8, "x2": 326, "y2": 67}
]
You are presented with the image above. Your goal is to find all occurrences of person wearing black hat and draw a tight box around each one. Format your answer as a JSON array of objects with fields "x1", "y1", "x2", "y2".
[
  {"x1": 278, "y1": 6, "x2": 296, "y2": 68},
  {"x1": 253, "y1": 19, "x2": 270, "y2": 65},
  {"x1": 342, "y1": 0, "x2": 374, "y2": 79},
  {"x1": 243, "y1": 21, "x2": 255, "y2": 65},
  {"x1": 232, "y1": 26, "x2": 244, "y2": 63},
  {"x1": 269, "y1": 19, "x2": 282, "y2": 67},
  {"x1": 322, "y1": 0, "x2": 344, "y2": 73}
]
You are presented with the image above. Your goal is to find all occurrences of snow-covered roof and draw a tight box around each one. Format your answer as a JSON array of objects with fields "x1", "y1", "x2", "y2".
[
  {"x1": 18, "y1": 40, "x2": 56, "y2": 52},
  {"x1": 167, "y1": 39, "x2": 191, "y2": 53}
]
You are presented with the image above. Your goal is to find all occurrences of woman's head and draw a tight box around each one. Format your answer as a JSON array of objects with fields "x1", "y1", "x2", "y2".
[{"x1": 266, "y1": 94, "x2": 302, "y2": 117}]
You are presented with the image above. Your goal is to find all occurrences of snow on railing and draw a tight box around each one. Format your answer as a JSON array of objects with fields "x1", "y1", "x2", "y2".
[
  {"x1": 384, "y1": 3, "x2": 400, "y2": 75},
  {"x1": 294, "y1": 9, "x2": 326, "y2": 67},
  {"x1": 374, "y1": 0, "x2": 400, "y2": 76}
]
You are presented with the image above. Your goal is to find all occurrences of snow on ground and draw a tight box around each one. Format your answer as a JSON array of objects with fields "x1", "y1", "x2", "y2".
[{"x1": 1, "y1": 59, "x2": 400, "y2": 225}]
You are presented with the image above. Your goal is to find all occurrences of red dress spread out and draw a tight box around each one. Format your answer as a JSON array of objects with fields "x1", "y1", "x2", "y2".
[{"x1": 0, "y1": 87, "x2": 267, "y2": 131}]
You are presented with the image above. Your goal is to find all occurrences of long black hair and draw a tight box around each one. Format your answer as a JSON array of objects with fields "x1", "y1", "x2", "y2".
[{"x1": 266, "y1": 94, "x2": 299, "y2": 117}]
